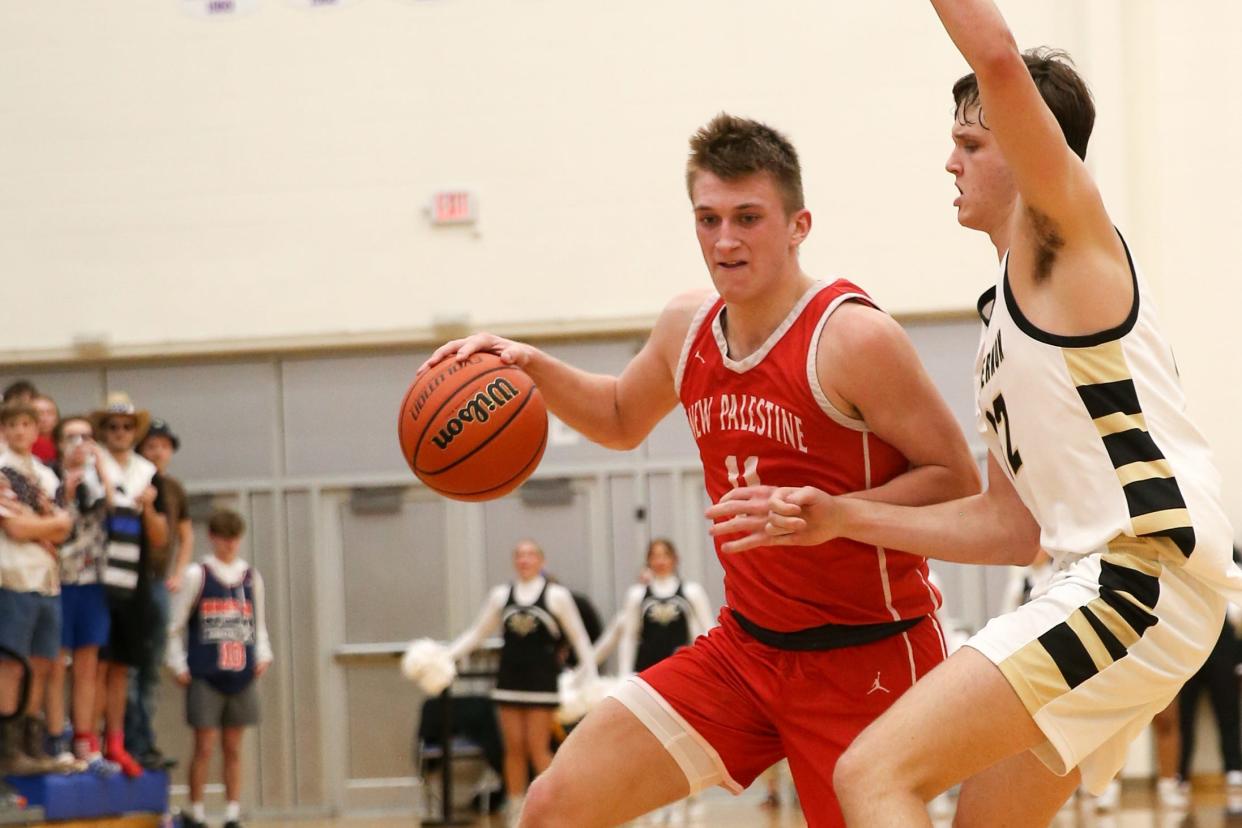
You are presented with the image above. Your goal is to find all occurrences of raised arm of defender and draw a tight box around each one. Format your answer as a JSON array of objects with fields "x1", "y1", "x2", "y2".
[
  {"x1": 933, "y1": 0, "x2": 1131, "y2": 336},
  {"x1": 932, "y1": 0, "x2": 1108, "y2": 238},
  {"x1": 419, "y1": 290, "x2": 709, "y2": 451}
]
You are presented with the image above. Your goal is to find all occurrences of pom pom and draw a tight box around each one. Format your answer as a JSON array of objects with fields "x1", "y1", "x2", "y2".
[
  {"x1": 557, "y1": 672, "x2": 619, "y2": 724},
  {"x1": 400, "y1": 638, "x2": 456, "y2": 695}
]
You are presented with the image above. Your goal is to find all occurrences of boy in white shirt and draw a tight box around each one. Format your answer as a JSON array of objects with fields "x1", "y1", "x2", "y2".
[
  {"x1": 167, "y1": 510, "x2": 272, "y2": 828},
  {"x1": 0, "y1": 402, "x2": 72, "y2": 775}
]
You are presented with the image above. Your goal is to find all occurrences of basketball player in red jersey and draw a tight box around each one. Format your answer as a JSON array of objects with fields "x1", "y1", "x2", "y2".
[{"x1": 419, "y1": 114, "x2": 980, "y2": 827}]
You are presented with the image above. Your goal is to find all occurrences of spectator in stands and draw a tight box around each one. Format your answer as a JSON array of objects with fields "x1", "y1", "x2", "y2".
[
  {"x1": 1, "y1": 381, "x2": 36, "y2": 406},
  {"x1": 0, "y1": 474, "x2": 36, "y2": 803},
  {"x1": 90, "y1": 392, "x2": 167, "y2": 778},
  {"x1": 0, "y1": 382, "x2": 37, "y2": 456},
  {"x1": 0, "y1": 402, "x2": 73, "y2": 775},
  {"x1": 30, "y1": 395, "x2": 58, "y2": 465},
  {"x1": 167, "y1": 509, "x2": 272, "y2": 828},
  {"x1": 45, "y1": 415, "x2": 119, "y2": 775},
  {"x1": 126, "y1": 418, "x2": 191, "y2": 770},
  {"x1": 0, "y1": 471, "x2": 27, "y2": 812}
]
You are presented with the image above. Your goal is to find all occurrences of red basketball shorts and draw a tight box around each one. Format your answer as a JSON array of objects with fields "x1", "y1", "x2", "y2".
[{"x1": 612, "y1": 609, "x2": 947, "y2": 828}]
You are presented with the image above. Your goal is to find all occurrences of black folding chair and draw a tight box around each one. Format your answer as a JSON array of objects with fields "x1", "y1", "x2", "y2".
[{"x1": 414, "y1": 689, "x2": 504, "y2": 824}]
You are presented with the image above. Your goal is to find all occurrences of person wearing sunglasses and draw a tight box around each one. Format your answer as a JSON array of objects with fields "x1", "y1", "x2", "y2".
[{"x1": 88, "y1": 392, "x2": 169, "y2": 777}]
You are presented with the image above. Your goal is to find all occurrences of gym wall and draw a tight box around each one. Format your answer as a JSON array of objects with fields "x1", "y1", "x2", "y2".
[
  {"x1": 0, "y1": 318, "x2": 1003, "y2": 814},
  {"x1": 2, "y1": 1, "x2": 1235, "y2": 530}
]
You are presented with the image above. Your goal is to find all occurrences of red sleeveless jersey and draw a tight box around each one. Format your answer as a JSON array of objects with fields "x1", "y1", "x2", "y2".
[{"x1": 677, "y1": 279, "x2": 941, "y2": 631}]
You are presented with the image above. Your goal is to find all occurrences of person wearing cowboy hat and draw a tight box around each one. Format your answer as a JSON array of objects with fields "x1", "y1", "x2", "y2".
[{"x1": 90, "y1": 392, "x2": 169, "y2": 778}]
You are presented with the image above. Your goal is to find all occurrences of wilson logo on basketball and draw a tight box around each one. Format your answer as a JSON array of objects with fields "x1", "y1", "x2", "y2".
[
  {"x1": 430, "y1": 378, "x2": 522, "y2": 450},
  {"x1": 409, "y1": 356, "x2": 479, "y2": 422},
  {"x1": 399, "y1": 351, "x2": 548, "y2": 501}
]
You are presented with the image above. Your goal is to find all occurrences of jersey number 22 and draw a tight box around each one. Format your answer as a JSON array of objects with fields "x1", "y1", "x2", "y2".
[{"x1": 984, "y1": 393, "x2": 1023, "y2": 476}]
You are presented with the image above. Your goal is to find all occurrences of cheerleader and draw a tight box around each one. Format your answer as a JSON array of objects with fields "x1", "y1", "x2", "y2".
[
  {"x1": 615, "y1": 539, "x2": 713, "y2": 824},
  {"x1": 446, "y1": 540, "x2": 595, "y2": 816},
  {"x1": 616, "y1": 539, "x2": 714, "y2": 678}
]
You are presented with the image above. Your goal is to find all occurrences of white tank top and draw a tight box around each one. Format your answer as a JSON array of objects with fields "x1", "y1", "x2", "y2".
[{"x1": 974, "y1": 236, "x2": 1239, "y2": 594}]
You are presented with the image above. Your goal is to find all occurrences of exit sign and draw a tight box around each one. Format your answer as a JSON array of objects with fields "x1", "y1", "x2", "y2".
[{"x1": 429, "y1": 191, "x2": 477, "y2": 225}]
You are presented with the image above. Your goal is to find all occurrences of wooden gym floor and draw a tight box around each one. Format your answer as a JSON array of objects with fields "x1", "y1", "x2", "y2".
[{"x1": 245, "y1": 779, "x2": 1242, "y2": 828}]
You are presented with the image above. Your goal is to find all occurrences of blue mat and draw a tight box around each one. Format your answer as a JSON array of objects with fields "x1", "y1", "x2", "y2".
[{"x1": 6, "y1": 770, "x2": 168, "y2": 821}]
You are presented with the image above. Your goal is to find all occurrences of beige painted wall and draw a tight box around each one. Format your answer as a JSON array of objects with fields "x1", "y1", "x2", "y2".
[
  {"x1": 0, "y1": 0, "x2": 1074, "y2": 353},
  {"x1": 1, "y1": 0, "x2": 1238, "y2": 534},
  {"x1": 1115, "y1": 2, "x2": 1242, "y2": 548}
]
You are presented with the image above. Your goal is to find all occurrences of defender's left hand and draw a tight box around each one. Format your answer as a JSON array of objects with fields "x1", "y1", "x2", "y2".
[
  {"x1": 705, "y1": 486, "x2": 781, "y2": 551},
  {"x1": 706, "y1": 486, "x2": 841, "y2": 553}
]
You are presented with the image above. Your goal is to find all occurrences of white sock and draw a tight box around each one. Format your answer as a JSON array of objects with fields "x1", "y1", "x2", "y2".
[
  {"x1": 225, "y1": 801, "x2": 241, "y2": 821},
  {"x1": 191, "y1": 802, "x2": 206, "y2": 822}
]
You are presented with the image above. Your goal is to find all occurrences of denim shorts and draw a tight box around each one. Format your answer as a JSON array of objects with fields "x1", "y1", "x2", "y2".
[
  {"x1": 0, "y1": 588, "x2": 62, "y2": 661},
  {"x1": 60, "y1": 583, "x2": 111, "y2": 650}
]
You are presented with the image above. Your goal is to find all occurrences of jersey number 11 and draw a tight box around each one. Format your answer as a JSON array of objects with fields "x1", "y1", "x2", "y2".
[{"x1": 725, "y1": 455, "x2": 760, "y2": 488}]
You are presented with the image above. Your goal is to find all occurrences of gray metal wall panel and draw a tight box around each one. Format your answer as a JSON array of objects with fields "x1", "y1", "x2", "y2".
[
  {"x1": 282, "y1": 351, "x2": 430, "y2": 479},
  {"x1": 607, "y1": 475, "x2": 641, "y2": 620},
  {"x1": 0, "y1": 369, "x2": 105, "y2": 418},
  {"x1": 107, "y1": 362, "x2": 280, "y2": 481},
  {"x1": 248, "y1": 493, "x2": 294, "y2": 810},
  {"x1": 284, "y1": 491, "x2": 325, "y2": 807},
  {"x1": 644, "y1": 474, "x2": 678, "y2": 563},
  {"x1": 689, "y1": 479, "x2": 726, "y2": 612},
  {"x1": 344, "y1": 666, "x2": 419, "y2": 781},
  {"x1": 534, "y1": 341, "x2": 643, "y2": 468},
  {"x1": 643, "y1": 409, "x2": 697, "y2": 462},
  {"x1": 902, "y1": 318, "x2": 985, "y2": 451},
  {"x1": 340, "y1": 496, "x2": 449, "y2": 643},
  {"x1": 151, "y1": 678, "x2": 194, "y2": 781},
  {"x1": 482, "y1": 485, "x2": 595, "y2": 597},
  {"x1": 11, "y1": 322, "x2": 1010, "y2": 817}
]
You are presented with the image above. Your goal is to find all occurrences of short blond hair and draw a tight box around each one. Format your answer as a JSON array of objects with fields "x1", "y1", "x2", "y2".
[{"x1": 686, "y1": 112, "x2": 804, "y2": 216}]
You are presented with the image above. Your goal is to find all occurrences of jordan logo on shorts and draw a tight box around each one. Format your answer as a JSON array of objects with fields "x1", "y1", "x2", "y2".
[{"x1": 867, "y1": 672, "x2": 889, "y2": 695}]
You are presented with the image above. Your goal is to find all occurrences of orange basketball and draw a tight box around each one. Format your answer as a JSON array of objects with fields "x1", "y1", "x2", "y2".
[{"x1": 397, "y1": 352, "x2": 548, "y2": 501}]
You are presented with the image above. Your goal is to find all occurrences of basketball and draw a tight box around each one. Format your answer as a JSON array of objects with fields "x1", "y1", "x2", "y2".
[{"x1": 398, "y1": 352, "x2": 548, "y2": 501}]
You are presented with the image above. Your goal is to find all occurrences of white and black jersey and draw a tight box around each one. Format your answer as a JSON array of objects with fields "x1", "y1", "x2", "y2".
[
  {"x1": 967, "y1": 234, "x2": 1241, "y2": 793},
  {"x1": 446, "y1": 574, "x2": 598, "y2": 706},
  {"x1": 975, "y1": 235, "x2": 1238, "y2": 593},
  {"x1": 617, "y1": 576, "x2": 715, "y2": 675},
  {"x1": 494, "y1": 581, "x2": 564, "y2": 706},
  {"x1": 635, "y1": 581, "x2": 694, "y2": 672}
]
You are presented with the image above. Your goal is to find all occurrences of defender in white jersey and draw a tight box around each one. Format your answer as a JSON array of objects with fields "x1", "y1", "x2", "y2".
[{"x1": 707, "y1": 1, "x2": 1239, "y2": 825}]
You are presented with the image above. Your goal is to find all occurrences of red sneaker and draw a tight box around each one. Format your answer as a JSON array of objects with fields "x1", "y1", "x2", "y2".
[{"x1": 104, "y1": 733, "x2": 143, "y2": 778}]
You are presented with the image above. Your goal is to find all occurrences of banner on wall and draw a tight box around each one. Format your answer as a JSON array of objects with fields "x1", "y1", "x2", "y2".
[
  {"x1": 287, "y1": 0, "x2": 358, "y2": 7},
  {"x1": 181, "y1": 0, "x2": 257, "y2": 17}
]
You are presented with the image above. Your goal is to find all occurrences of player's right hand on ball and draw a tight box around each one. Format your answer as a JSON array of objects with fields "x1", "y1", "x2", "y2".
[{"x1": 417, "y1": 333, "x2": 538, "y2": 376}]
